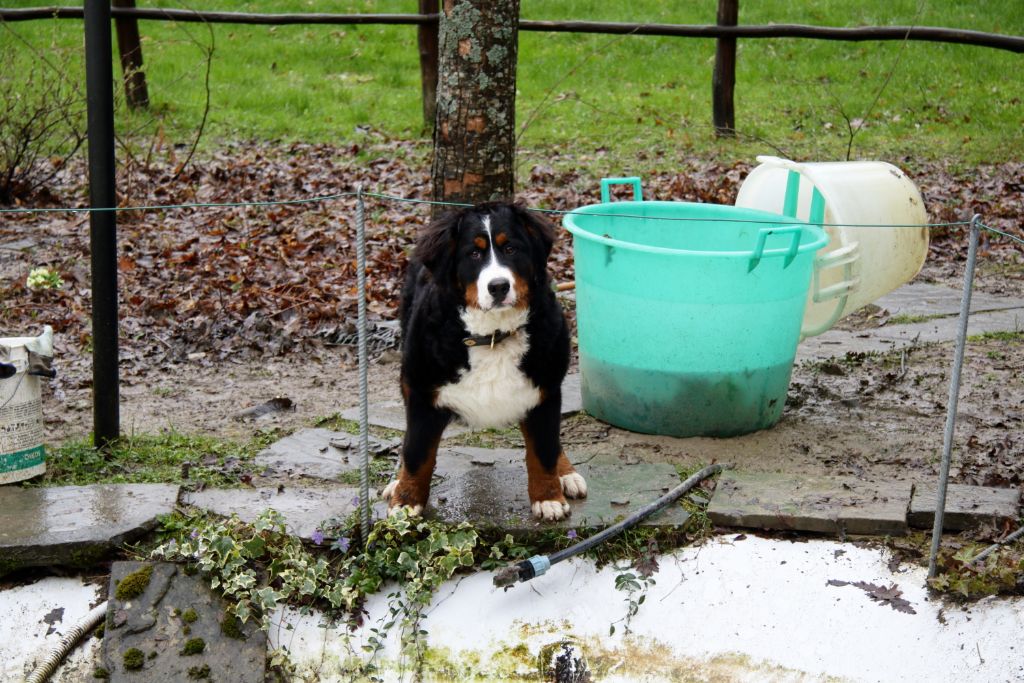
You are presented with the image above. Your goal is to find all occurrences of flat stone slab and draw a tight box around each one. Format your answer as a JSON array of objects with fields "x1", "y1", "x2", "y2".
[
  {"x1": 341, "y1": 373, "x2": 584, "y2": 436},
  {"x1": 184, "y1": 484, "x2": 362, "y2": 540},
  {"x1": 253, "y1": 427, "x2": 399, "y2": 481},
  {"x1": 877, "y1": 283, "x2": 1024, "y2": 318},
  {"x1": 341, "y1": 399, "x2": 470, "y2": 437},
  {"x1": 423, "y1": 447, "x2": 690, "y2": 532},
  {"x1": 908, "y1": 483, "x2": 1020, "y2": 531},
  {"x1": 796, "y1": 283, "x2": 1024, "y2": 362},
  {"x1": 708, "y1": 471, "x2": 911, "y2": 536},
  {"x1": 102, "y1": 561, "x2": 265, "y2": 682},
  {"x1": 0, "y1": 484, "x2": 179, "y2": 573}
]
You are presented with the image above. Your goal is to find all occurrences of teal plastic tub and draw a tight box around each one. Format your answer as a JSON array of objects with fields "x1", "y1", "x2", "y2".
[{"x1": 563, "y1": 177, "x2": 829, "y2": 437}]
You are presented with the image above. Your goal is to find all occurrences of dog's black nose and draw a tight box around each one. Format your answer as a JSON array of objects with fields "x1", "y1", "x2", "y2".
[{"x1": 488, "y1": 278, "x2": 511, "y2": 301}]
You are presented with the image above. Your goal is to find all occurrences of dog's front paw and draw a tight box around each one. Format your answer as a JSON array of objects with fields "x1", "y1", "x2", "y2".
[
  {"x1": 381, "y1": 479, "x2": 426, "y2": 517},
  {"x1": 388, "y1": 503, "x2": 423, "y2": 517},
  {"x1": 531, "y1": 499, "x2": 571, "y2": 521},
  {"x1": 560, "y1": 472, "x2": 588, "y2": 499}
]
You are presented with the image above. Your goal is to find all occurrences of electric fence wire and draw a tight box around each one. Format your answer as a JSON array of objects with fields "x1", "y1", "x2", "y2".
[{"x1": 2, "y1": 190, "x2": 1021, "y2": 246}]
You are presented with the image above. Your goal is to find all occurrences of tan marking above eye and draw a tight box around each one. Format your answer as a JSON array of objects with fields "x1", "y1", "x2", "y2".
[
  {"x1": 494, "y1": 232, "x2": 509, "y2": 247},
  {"x1": 474, "y1": 236, "x2": 488, "y2": 250}
]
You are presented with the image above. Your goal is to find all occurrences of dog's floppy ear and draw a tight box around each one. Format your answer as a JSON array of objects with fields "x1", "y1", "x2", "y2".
[
  {"x1": 513, "y1": 199, "x2": 556, "y2": 261},
  {"x1": 414, "y1": 208, "x2": 463, "y2": 281}
]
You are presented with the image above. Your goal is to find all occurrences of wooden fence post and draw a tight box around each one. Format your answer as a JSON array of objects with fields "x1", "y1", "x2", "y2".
[
  {"x1": 417, "y1": 0, "x2": 439, "y2": 128},
  {"x1": 712, "y1": 0, "x2": 738, "y2": 136},
  {"x1": 111, "y1": 0, "x2": 149, "y2": 109}
]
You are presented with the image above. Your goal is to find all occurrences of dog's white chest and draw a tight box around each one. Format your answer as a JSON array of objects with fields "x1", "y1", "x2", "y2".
[{"x1": 436, "y1": 330, "x2": 540, "y2": 430}]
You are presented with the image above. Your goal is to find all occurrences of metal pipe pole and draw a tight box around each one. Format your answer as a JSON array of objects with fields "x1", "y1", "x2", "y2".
[
  {"x1": 355, "y1": 188, "x2": 371, "y2": 542},
  {"x1": 927, "y1": 215, "x2": 981, "y2": 579},
  {"x1": 84, "y1": 0, "x2": 120, "y2": 449}
]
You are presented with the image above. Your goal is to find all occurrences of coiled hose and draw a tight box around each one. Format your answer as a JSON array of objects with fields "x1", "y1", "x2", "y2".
[
  {"x1": 24, "y1": 601, "x2": 107, "y2": 683},
  {"x1": 494, "y1": 462, "x2": 728, "y2": 588}
]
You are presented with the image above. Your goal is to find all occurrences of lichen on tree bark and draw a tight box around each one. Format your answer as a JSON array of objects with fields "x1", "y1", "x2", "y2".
[{"x1": 430, "y1": 0, "x2": 521, "y2": 215}]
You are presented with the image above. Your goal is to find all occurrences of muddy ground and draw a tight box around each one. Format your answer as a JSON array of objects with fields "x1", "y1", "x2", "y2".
[
  {"x1": 32, "y1": 290, "x2": 1024, "y2": 495},
  {"x1": 2, "y1": 143, "x2": 1022, "y2": 497}
]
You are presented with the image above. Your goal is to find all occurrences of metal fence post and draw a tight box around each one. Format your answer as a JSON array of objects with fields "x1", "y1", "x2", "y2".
[
  {"x1": 927, "y1": 215, "x2": 982, "y2": 579},
  {"x1": 83, "y1": 0, "x2": 120, "y2": 449},
  {"x1": 355, "y1": 188, "x2": 372, "y2": 542}
]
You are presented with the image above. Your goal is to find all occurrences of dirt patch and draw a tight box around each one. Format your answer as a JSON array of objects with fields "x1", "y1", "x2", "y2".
[
  {"x1": 35, "y1": 326, "x2": 1024, "y2": 496},
  {"x1": 560, "y1": 336, "x2": 1024, "y2": 490}
]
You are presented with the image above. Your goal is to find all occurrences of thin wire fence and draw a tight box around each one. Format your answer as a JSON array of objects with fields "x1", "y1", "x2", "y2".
[
  {"x1": 3, "y1": 184, "x2": 1022, "y2": 576},
  {"x1": 2, "y1": 190, "x2": 1022, "y2": 245}
]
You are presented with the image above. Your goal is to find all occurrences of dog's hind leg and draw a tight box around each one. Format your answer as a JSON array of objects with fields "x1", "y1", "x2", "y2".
[
  {"x1": 382, "y1": 390, "x2": 450, "y2": 517},
  {"x1": 520, "y1": 388, "x2": 585, "y2": 521}
]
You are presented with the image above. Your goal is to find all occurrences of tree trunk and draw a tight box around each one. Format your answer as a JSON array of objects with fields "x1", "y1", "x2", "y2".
[{"x1": 430, "y1": 0, "x2": 520, "y2": 215}]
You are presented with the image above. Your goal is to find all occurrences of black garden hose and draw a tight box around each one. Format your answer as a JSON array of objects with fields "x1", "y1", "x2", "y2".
[{"x1": 494, "y1": 462, "x2": 728, "y2": 588}]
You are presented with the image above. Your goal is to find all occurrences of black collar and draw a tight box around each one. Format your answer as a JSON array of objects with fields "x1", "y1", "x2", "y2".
[{"x1": 462, "y1": 326, "x2": 524, "y2": 349}]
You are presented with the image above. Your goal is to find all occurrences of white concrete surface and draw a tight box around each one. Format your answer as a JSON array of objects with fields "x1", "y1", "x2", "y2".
[
  {"x1": 3, "y1": 537, "x2": 1021, "y2": 682},
  {"x1": 273, "y1": 536, "x2": 1024, "y2": 682},
  {"x1": 0, "y1": 576, "x2": 103, "y2": 682}
]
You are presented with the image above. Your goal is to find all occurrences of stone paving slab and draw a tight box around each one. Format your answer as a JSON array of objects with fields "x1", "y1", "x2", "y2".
[
  {"x1": 184, "y1": 484, "x2": 362, "y2": 540},
  {"x1": 908, "y1": 483, "x2": 1021, "y2": 531},
  {"x1": 102, "y1": 561, "x2": 265, "y2": 682},
  {"x1": 875, "y1": 282, "x2": 1024, "y2": 318},
  {"x1": 874, "y1": 308, "x2": 1023, "y2": 345},
  {"x1": 253, "y1": 427, "x2": 399, "y2": 481},
  {"x1": 341, "y1": 400, "x2": 470, "y2": 437},
  {"x1": 708, "y1": 471, "x2": 911, "y2": 536},
  {"x1": 425, "y1": 447, "x2": 690, "y2": 532},
  {"x1": 796, "y1": 283, "x2": 1024, "y2": 362},
  {"x1": 341, "y1": 373, "x2": 584, "y2": 436},
  {"x1": 0, "y1": 484, "x2": 179, "y2": 573}
]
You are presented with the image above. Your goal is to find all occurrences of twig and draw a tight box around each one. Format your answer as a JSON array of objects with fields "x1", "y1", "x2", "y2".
[
  {"x1": 170, "y1": 6, "x2": 215, "y2": 182},
  {"x1": 516, "y1": 26, "x2": 640, "y2": 145}
]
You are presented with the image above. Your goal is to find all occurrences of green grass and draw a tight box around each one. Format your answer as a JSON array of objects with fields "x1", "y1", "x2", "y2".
[
  {"x1": 33, "y1": 429, "x2": 280, "y2": 487},
  {"x1": 888, "y1": 312, "x2": 947, "y2": 325},
  {"x1": 2, "y1": 0, "x2": 1021, "y2": 171},
  {"x1": 968, "y1": 330, "x2": 1024, "y2": 342}
]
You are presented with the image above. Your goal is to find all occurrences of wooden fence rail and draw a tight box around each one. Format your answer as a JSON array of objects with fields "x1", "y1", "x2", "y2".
[{"x1": 3, "y1": 7, "x2": 1022, "y2": 52}]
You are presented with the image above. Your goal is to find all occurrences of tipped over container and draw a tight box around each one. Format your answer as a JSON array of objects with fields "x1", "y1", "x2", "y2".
[
  {"x1": 1, "y1": 326, "x2": 55, "y2": 484},
  {"x1": 736, "y1": 156, "x2": 929, "y2": 337},
  {"x1": 564, "y1": 178, "x2": 827, "y2": 437}
]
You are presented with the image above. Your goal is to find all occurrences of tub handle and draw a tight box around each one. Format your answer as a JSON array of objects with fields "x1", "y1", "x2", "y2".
[
  {"x1": 812, "y1": 243, "x2": 861, "y2": 303},
  {"x1": 600, "y1": 177, "x2": 643, "y2": 204},
  {"x1": 748, "y1": 226, "x2": 803, "y2": 272}
]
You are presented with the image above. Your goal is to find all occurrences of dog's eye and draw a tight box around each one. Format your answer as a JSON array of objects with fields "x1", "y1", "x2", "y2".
[
  {"x1": 470, "y1": 249, "x2": 484, "y2": 260},
  {"x1": 503, "y1": 245, "x2": 516, "y2": 255}
]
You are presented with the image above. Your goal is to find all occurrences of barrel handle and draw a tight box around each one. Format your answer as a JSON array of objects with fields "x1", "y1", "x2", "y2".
[
  {"x1": 748, "y1": 226, "x2": 803, "y2": 272},
  {"x1": 812, "y1": 242, "x2": 861, "y2": 303},
  {"x1": 600, "y1": 177, "x2": 643, "y2": 204}
]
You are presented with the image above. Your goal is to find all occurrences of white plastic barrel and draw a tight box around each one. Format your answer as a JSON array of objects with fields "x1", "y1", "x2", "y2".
[
  {"x1": 736, "y1": 156, "x2": 929, "y2": 338},
  {"x1": 0, "y1": 326, "x2": 53, "y2": 484}
]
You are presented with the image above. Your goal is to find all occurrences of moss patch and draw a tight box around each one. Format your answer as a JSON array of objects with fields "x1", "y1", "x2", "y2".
[
  {"x1": 182, "y1": 608, "x2": 198, "y2": 624},
  {"x1": 115, "y1": 564, "x2": 154, "y2": 601},
  {"x1": 187, "y1": 664, "x2": 212, "y2": 680},
  {"x1": 122, "y1": 648, "x2": 145, "y2": 671},
  {"x1": 92, "y1": 667, "x2": 110, "y2": 679},
  {"x1": 180, "y1": 637, "x2": 206, "y2": 656},
  {"x1": 220, "y1": 614, "x2": 247, "y2": 640}
]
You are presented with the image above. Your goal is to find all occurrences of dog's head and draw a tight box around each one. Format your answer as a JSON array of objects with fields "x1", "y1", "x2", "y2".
[{"x1": 414, "y1": 200, "x2": 556, "y2": 311}]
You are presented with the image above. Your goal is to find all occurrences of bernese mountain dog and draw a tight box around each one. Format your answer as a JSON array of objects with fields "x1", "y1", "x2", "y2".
[{"x1": 381, "y1": 200, "x2": 587, "y2": 521}]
